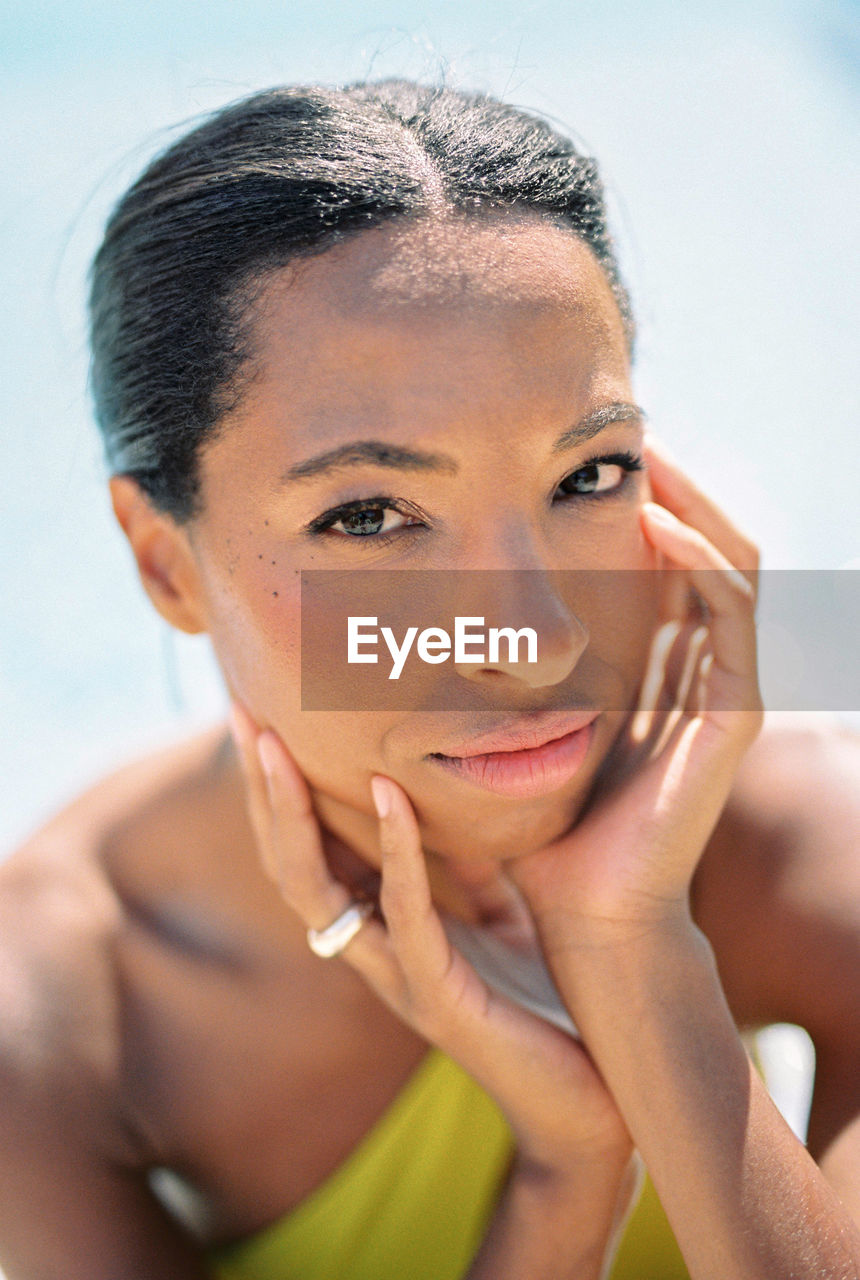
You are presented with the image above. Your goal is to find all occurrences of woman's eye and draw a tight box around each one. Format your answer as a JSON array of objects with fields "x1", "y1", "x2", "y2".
[
  {"x1": 315, "y1": 502, "x2": 419, "y2": 538},
  {"x1": 555, "y1": 452, "x2": 643, "y2": 500},
  {"x1": 335, "y1": 506, "x2": 398, "y2": 536}
]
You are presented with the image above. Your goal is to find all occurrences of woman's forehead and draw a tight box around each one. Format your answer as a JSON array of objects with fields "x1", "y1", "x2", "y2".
[
  {"x1": 248, "y1": 213, "x2": 623, "y2": 336},
  {"x1": 211, "y1": 216, "x2": 632, "y2": 465},
  {"x1": 233, "y1": 232, "x2": 627, "y2": 431}
]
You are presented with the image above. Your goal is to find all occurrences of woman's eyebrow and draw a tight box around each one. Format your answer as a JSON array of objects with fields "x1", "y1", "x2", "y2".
[
  {"x1": 551, "y1": 402, "x2": 645, "y2": 453},
  {"x1": 282, "y1": 441, "x2": 458, "y2": 483},
  {"x1": 280, "y1": 402, "x2": 646, "y2": 484}
]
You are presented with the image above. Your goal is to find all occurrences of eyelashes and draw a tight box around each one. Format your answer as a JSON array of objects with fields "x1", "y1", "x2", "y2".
[
  {"x1": 306, "y1": 449, "x2": 645, "y2": 543},
  {"x1": 553, "y1": 450, "x2": 643, "y2": 499},
  {"x1": 305, "y1": 496, "x2": 426, "y2": 539}
]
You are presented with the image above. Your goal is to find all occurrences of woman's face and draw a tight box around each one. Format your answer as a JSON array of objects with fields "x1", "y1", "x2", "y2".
[{"x1": 183, "y1": 213, "x2": 660, "y2": 863}]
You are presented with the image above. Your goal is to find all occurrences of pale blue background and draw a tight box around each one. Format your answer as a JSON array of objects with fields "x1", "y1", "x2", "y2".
[{"x1": 1, "y1": 0, "x2": 858, "y2": 850}]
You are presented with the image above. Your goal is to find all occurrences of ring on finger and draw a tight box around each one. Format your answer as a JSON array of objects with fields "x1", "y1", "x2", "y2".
[{"x1": 307, "y1": 900, "x2": 374, "y2": 959}]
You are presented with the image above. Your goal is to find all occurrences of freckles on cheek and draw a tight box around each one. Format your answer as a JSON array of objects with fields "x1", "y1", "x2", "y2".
[
  {"x1": 206, "y1": 542, "x2": 304, "y2": 706},
  {"x1": 256, "y1": 587, "x2": 303, "y2": 662}
]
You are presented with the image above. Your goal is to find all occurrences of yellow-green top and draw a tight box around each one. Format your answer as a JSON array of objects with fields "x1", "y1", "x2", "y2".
[{"x1": 208, "y1": 1047, "x2": 689, "y2": 1280}]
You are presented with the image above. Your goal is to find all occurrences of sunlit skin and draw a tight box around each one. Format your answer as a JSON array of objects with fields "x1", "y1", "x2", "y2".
[
  {"x1": 168, "y1": 213, "x2": 663, "y2": 896},
  {"x1": 2, "y1": 202, "x2": 859, "y2": 1280}
]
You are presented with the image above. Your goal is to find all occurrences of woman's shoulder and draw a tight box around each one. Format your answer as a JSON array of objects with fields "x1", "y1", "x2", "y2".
[
  {"x1": 4, "y1": 720, "x2": 234, "y2": 862},
  {"x1": 0, "y1": 723, "x2": 238, "y2": 965},
  {"x1": 11, "y1": 721, "x2": 235, "y2": 858},
  {"x1": 0, "y1": 725, "x2": 247, "y2": 1140},
  {"x1": 693, "y1": 713, "x2": 860, "y2": 1038},
  {"x1": 703, "y1": 711, "x2": 860, "y2": 891},
  {"x1": 726, "y1": 711, "x2": 859, "y2": 812}
]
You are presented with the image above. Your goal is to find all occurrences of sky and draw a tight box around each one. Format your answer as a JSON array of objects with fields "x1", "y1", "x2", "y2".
[{"x1": 1, "y1": 0, "x2": 858, "y2": 849}]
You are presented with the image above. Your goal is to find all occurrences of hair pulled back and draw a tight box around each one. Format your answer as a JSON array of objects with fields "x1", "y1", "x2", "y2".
[{"x1": 89, "y1": 78, "x2": 633, "y2": 521}]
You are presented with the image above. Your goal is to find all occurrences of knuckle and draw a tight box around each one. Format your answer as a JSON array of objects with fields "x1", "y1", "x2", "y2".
[
  {"x1": 746, "y1": 700, "x2": 766, "y2": 740},
  {"x1": 275, "y1": 859, "x2": 317, "y2": 908},
  {"x1": 378, "y1": 873, "x2": 407, "y2": 924},
  {"x1": 275, "y1": 869, "x2": 304, "y2": 907},
  {"x1": 402, "y1": 984, "x2": 446, "y2": 1037},
  {"x1": 720, "y1": 702, "x2": 764, "y2": 747},
  {"x1": 726, "y1": 568, "x2": 756, "y2": 604},
  {"x1": 377, "y1": 826, "x2": 400, "y2": 865}
]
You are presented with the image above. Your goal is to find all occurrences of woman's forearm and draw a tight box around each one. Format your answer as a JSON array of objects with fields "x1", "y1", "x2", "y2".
[
  {"x1": 467, "y1": 1152, "x2": 637, "y2": 1280},
  {"x1": 552, "y1": 920, "x2": 860, "y2": 1279}
]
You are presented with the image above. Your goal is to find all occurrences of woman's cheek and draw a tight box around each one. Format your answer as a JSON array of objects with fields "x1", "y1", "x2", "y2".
[
  {"x1": 203, "y1": 555, "x2": 305, "y2": 723},
  {"x1": 576, "y1": 503, "x2": 659, "y2": 571},
  {"x1": 593, "y1": 497, "x2": 660, "y2": 575},
  {"x1": 205, "y1": 561, "x2": 394, "y2": 800},
  {"x1": 578, "y1": 507, "x2": 662, "y2": 697}
]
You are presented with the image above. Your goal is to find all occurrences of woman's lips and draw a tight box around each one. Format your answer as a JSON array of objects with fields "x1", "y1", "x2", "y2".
[
  {"x1": 433, "y1": 709, "x2": 599, "y2": 757},
  {"x1": 426, "y1": 712, "x2": 599, "y2": 799}
]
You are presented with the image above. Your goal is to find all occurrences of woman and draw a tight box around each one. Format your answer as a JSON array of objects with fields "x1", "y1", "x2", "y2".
[{"x1": 0, "y1": 79, "x2": 858, "y2": 1280}]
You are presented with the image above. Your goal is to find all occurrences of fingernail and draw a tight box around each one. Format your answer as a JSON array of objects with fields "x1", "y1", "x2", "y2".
[
  {"x1": 643, "y1": 431, "x2": 678, "y2": 462},
  {"x1": 370, "y1": 776, "x2": 391, "y2": 819},
  {"x1": 643, "y1": 502, "x2": 677, "y2": 526},
  {"x1": 257, "y1": 732, "x2": 280, "y2": 779}
]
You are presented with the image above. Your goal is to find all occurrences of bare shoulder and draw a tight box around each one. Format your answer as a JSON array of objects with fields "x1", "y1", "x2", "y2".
[
  {"x1": 693, "y1": 713, "x2": 860, "y2": 1044},
  {"x1": 0, "y1": 731, "x2": 243, "y2": 1276},
  {"x1": 0, "y1": 724, "x2": 235, "y2": 1156}
]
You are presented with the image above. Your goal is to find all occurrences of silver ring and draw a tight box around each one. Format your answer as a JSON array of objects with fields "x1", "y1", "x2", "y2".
[{"x1": 307, "y1": 901, "x2": 374, "y2": 959}]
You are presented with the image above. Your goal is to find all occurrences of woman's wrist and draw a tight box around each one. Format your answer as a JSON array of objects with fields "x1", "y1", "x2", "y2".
[
  {"x1": 531, "y1": 885, "x2": 696, "y2": 952},
  {"x1": 467, "y1": 1147, "x2": 639, "y2": 1280},
  {"x1": 501, "y1": 1072, "x2": 634, "y2": 1184},
  {"x1": 531, "y1": 919, "x2": 860, "y2": 1280},
  {"x1": 511, "y1": 1140, "x2": 635, "y2": 1201},
  {"x1": 539, "y1": 903, "x2": 717, "y2": 1023}
]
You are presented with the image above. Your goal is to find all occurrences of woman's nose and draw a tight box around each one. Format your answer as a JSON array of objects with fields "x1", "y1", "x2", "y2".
[{"x1": 452, "y1": 567, "x2": 589, "y2": 690}]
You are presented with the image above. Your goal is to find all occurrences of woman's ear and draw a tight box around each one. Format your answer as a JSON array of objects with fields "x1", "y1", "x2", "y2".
[{"x1": 109, "y1": 476, "x2": 209, "y2": 635}]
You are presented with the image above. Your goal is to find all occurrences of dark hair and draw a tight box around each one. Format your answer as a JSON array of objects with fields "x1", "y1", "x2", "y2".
[{"x1": 89, "y1": 79, "x2": 633, "y2": 522}]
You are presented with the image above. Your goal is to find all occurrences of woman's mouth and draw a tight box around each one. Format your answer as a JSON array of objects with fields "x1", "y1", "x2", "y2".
[{"x1": 426, "y1": 710, "x2": 599, "y2": 799}]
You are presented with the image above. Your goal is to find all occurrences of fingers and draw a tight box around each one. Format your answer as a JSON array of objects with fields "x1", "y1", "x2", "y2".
[
  {"x1": 369, "y1": 776, "x2": 620, "y2": 1136},
  {"x1": 635, "y1": 614, "x2": 711, "y2": 716},
  {"x1": 229, "y1": 700, "x2": 387, "y2": 962},
  {"x1": 230, "y1": 712, "x2": 628, "y2": 1159},
  {"x1": 641, "y1": 504, "x2": 763, "y2": 754},
  {"x1": 644, "y1": 433, "x2": 759, "y2": 592},
  {"x1": 229, "y1": 702, "x2": 322, "y2": 900},
  {"x1": 229, "y1": 700, "x2": 280, "y2": 882},
  {"x1": 642, "y1": 504, "x2": 756, "y2": 675},
  {"x1": 256, "y1": 729, "x2": 356, "y2": 930},
  {"x1": 371, "y1": 778, "x2": 569, "y2": 1061},
  {"x1": 371, "y1": 777, "x2": 459, "y2": 1000},
  {"x1": 229, "y1": 698, "x2": 447, "y2": 1007}
]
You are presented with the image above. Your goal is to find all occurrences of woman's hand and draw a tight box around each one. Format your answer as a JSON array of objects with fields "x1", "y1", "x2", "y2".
[
  {"x1": 507, "y1": 433, "x2": 764, "y2": 953},
  {"x1": 229, "y1": 698, "x2": 631, "y2": 1181},
  {"x1": 230, "y1": 704, "x2": 640, "y2": 1277},
  {"x1": 498, "y1": 443, "x2": 860, "y2": 1280}
]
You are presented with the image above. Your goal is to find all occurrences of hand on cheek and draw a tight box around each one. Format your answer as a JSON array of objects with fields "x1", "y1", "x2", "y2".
[{"x1": 229, "y1": 698, "x2": 632, "y2": 1175}]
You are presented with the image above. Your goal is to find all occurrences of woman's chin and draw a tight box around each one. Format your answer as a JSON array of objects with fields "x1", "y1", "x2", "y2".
[{"x1": 420, "y1": 790, "x2": 590, "y2": 864}]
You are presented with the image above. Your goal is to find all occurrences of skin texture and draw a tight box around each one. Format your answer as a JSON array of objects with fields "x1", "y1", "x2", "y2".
[
  {"x1": 0, "y1": 213, "x2": 859, "y2": 1280},
  {"x1": 117, "y1": 214, "x2": 663, "y2": 876}
]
